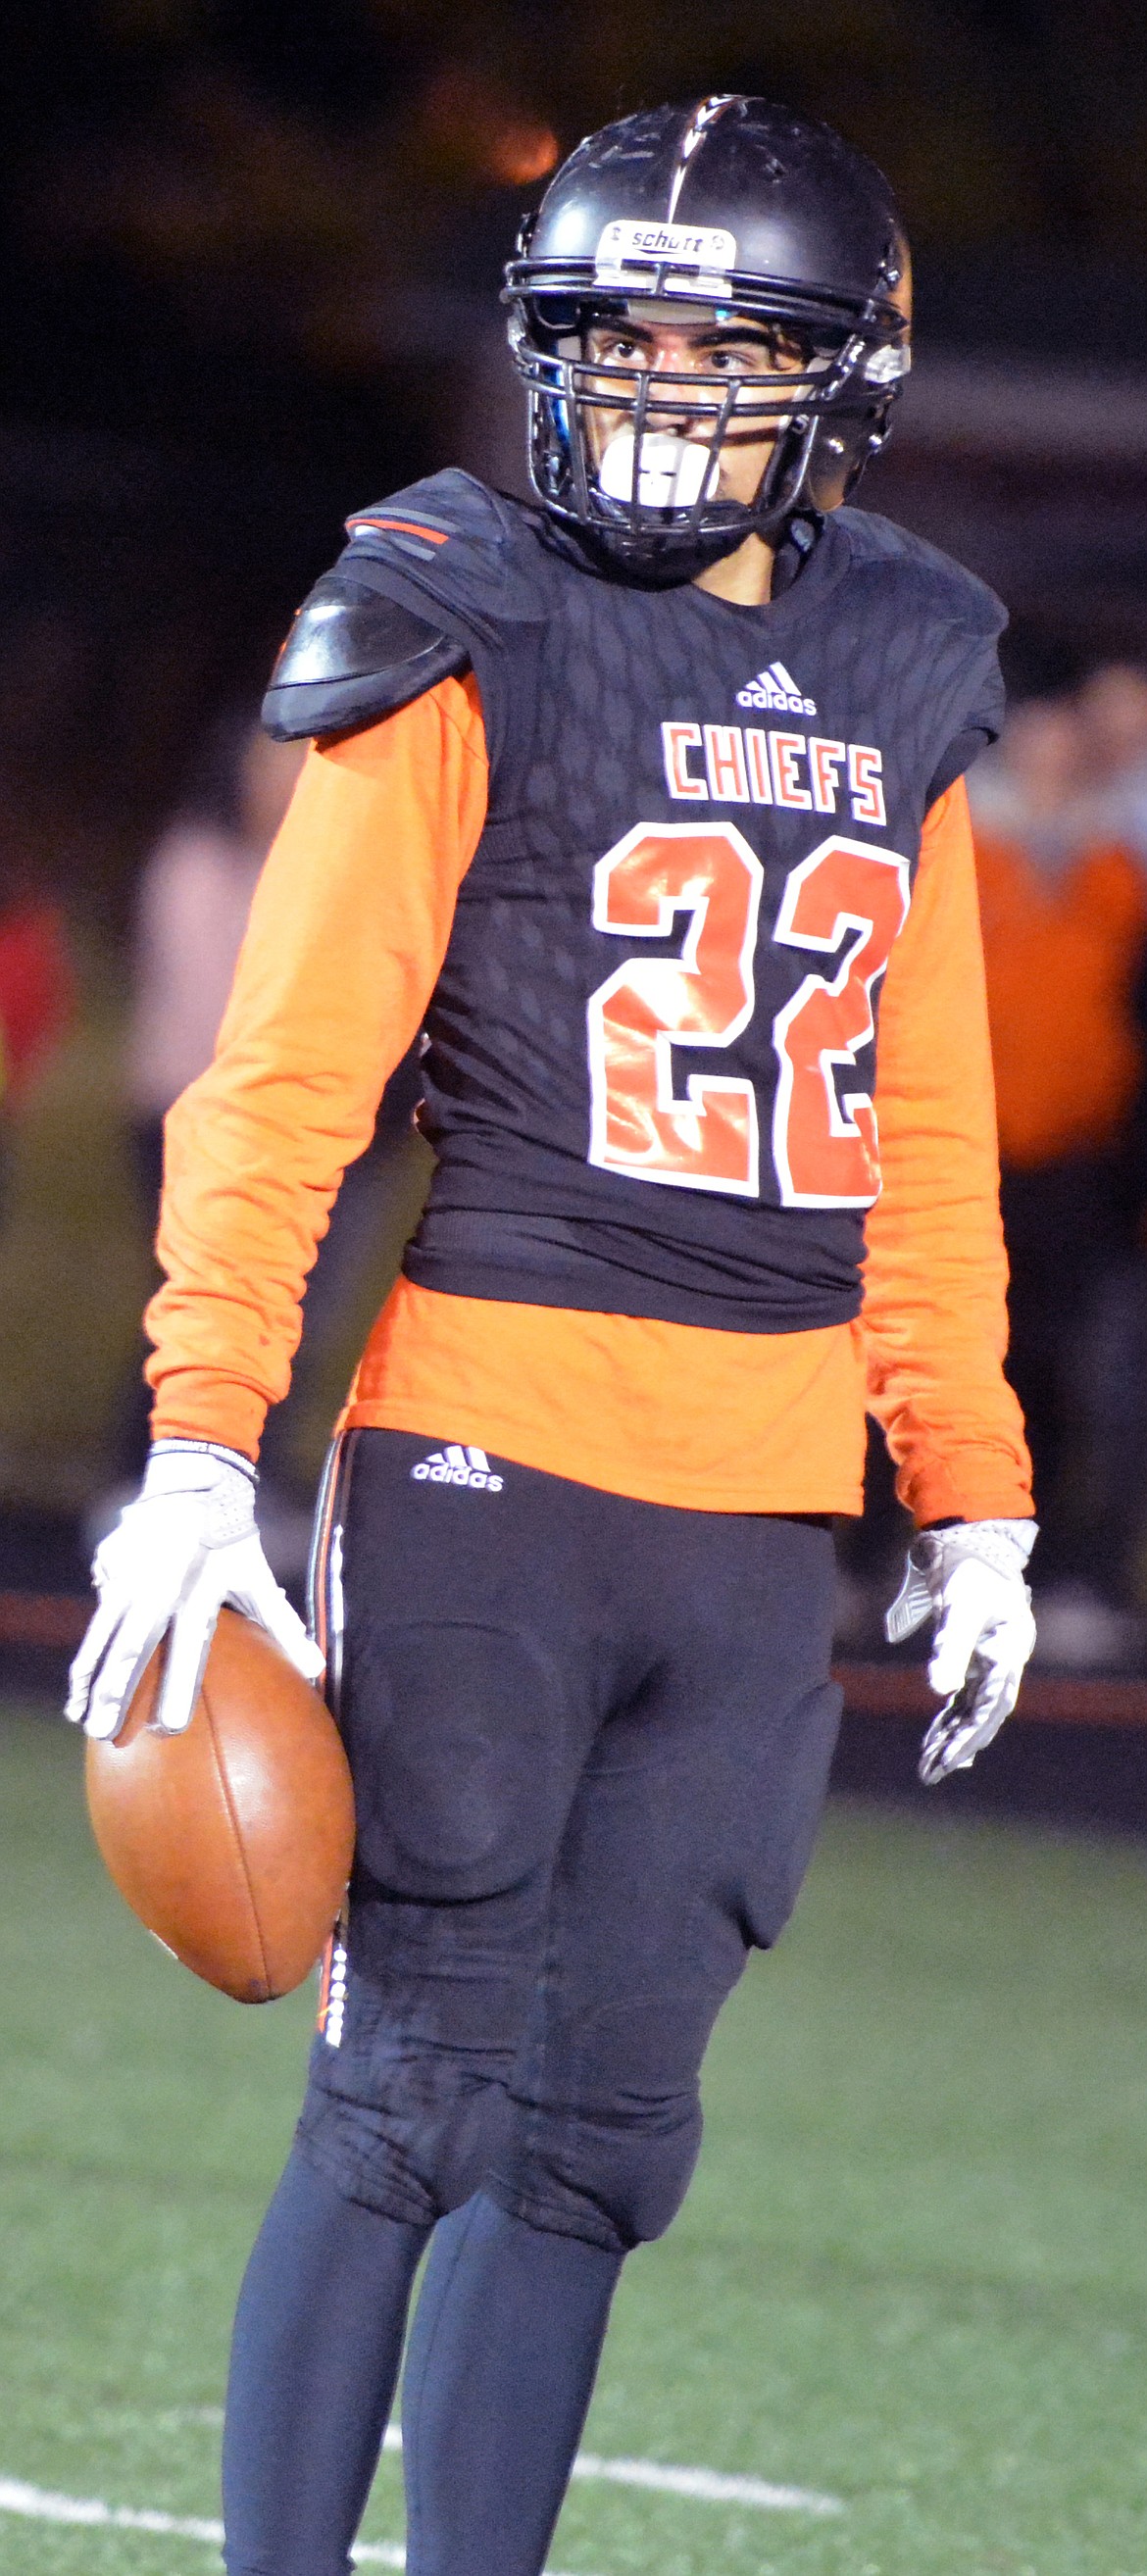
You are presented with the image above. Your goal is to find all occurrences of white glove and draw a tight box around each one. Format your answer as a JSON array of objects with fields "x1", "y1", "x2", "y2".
[
  {"x1": 66, "y1": 1439, "x2": 324, "y2": 1741},
  {"x1": 884, "y1": 1518, "x2": 1037, "y2": 1786}
]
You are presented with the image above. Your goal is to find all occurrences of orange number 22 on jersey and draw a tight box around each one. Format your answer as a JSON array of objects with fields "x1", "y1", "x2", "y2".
[
  {"x1": 772, "y1": 835, "x2": 910, "y2": 1206},
  {"x1": 588, "y1": 822, "x2": 765, "y2": 1198},
  {"x1": 587, "y1": 824, "x2": 909, "y2": 1208}
]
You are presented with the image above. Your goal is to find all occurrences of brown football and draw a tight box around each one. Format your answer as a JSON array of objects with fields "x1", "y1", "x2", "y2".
[{"x1": 85, "y1": 1608, "x2": 355, "y2": 2003}]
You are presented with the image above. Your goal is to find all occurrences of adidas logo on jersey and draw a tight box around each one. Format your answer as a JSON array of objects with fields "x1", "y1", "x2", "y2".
[
  {"x1": 736, "y1": 660, "x2": 817, "y2": 716},
  {"x1": 411, "y1": 1443, "x2": 504, "y2": 1492}
]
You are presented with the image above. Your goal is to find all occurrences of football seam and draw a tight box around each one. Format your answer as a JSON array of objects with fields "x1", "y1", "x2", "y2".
[{"x1": 201, "y1": 1678, "x2": 274, "y2": 1999}]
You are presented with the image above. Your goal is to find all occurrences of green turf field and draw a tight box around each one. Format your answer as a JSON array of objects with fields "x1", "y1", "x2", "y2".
[{"x1": 2, "y1": 1706, "x2": 1147, "y2": 2576}]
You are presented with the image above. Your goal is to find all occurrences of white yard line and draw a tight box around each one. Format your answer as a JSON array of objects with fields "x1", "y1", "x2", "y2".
[
  {"x1": 569, "y1": 2451, "x2": 843, "y2": 2515},
  {"x1": 0, "y1": 2480, "x2": 406, "y2": 2563},
  {"x1": 383, "y1": 2425, "x2": 843, "y2": 2516},
  {"x1": 82, "y1": 2413, "x2": 842, "y2": 2517},
  {"x1": 0, "y1": 2439, "x2": 843, "y2": 2567},
  {"x1": 0, "y1": 2481, "x2": 228, "y2": 2550},
  {"x1": 0, "y1": 2479, "x2": 576, "y2": 2570}
]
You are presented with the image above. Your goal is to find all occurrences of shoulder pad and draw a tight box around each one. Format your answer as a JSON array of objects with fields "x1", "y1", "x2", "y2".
[
  {"x1": 265, "y1": 471, "x2": 553, "y2": 741},
  {"x1": 339, "y1": 470, "x2": 554, "y2": 640},
  {"x1": 836, "y1": 507, "x2": 1005, "y2": 637},
  {"x1": 263, "y1": 570, "x2": 469, "y2": 742}
]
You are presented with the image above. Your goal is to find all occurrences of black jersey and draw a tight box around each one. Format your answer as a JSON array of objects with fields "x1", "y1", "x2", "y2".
[{"x1": 330, "y1": 472, "x2": 1004, "y2": 1336}]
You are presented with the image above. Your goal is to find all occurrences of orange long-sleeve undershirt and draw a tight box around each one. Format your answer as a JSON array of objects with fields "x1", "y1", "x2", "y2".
[{"x1": 149, "y1": 672, "x2": 1032, "y2": 1524}]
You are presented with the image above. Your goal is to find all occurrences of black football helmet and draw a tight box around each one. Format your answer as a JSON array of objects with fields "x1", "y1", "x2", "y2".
[{"x1": 503, "y1": 96, "x2": 910, "y2": 580}]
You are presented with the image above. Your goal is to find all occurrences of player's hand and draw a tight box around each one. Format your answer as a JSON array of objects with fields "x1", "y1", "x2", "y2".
[
  {"x1": 66, "y1": 1440, "x2": 324, "y2": 1742},
  {"x1": 884, "y1": 1519, "x2": 1037, "y2": 1786}
]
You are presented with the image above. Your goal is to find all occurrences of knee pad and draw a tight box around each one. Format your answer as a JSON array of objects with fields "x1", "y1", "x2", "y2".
[
  {"x1": 495, "y1": 2093, "x2": 703, "y2": 2253},
  {"x1": 495, "y1": 1989, "x2": 719, "y2": 2252},
  {"x1": 297, "y1": 2064, "x2": 513, "y2": 2227}
]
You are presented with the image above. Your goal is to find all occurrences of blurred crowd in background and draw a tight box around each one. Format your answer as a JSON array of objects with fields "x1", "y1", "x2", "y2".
[
  {"x1": 842, "y1": 665, "x2": 1147, "y2": 1667},
  {"x1": 3, "y1": 0, "x2": 1147, "y2": 1674}
]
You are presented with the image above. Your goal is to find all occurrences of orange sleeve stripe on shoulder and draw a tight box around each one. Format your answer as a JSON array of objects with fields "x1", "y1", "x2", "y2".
[
  {"x1": 349, "y1": 518, "x2": 451, "y2": 543},
  {"x1": 862, "y1": 776, "x2": 1033, "y2": 1525},
  {"x1": 146, "y1": 672, "x2": 488, "y2": 1459}
]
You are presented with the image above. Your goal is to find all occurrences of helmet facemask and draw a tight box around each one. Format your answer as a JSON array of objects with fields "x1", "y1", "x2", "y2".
[
  {"x1": 505, "y1": 284, "x2": 907, "y2": 581},
  {"x1": 505, "y1": 280, "x2": 909, "y2": 582}
]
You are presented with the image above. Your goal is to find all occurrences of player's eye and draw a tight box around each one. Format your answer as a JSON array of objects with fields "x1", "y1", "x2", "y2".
[
  {"x1": 588, "y1": 331, "x2": 645, "y2": 365},
  {"x1": 711, "y1": 332, "x2": 807, "y2": 373}
]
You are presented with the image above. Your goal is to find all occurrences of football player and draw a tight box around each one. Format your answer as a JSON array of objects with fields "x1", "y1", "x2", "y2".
[{"x1": 68, "y1": 97, "x2": 1037, "y2": 2576}]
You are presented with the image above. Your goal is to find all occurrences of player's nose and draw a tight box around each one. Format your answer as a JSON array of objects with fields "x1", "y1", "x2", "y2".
[
  {"x1": 648, "y1": 339, "x2": 699, "y2": 377},
  {"x1": 645, "y1": 344, "x2": 713, "y2": 426}
]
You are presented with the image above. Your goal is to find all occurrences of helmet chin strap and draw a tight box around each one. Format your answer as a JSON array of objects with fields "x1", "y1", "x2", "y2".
[
  {"x1": 574, "y1": 408, "x2": 820, "y2": 585},
  {"x1": 563, "y1": 509, "x2": 768, "y2": 590}
]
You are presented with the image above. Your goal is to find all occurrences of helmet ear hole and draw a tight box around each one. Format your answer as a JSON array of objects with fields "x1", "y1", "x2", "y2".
[{"x1": 804, "y1": 401, "x2": 894, "y2": 513}]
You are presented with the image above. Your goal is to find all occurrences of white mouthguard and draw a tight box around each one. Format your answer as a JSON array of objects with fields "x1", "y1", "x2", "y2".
[{"x1": 597, "y1": 430, "x2": 713, "y2": 510}]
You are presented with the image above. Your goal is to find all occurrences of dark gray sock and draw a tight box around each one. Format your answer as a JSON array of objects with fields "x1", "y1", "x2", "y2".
[
  {"x1": 402, "y1": 2193, "x2": 623, "y2": 2576},
  {"x1": 222, "y1": 2145, "x2": 429, "y2": 2576}
]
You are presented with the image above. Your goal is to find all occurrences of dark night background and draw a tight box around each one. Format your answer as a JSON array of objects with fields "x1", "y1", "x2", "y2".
[{"x1": 3, "y1": 0, "x2": 1147, "y2": 912}]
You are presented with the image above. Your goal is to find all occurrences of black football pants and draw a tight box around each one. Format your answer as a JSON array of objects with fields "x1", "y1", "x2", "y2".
[{"x1": 295, "y1": 1426, "x2": 841, "y2": 2254}]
